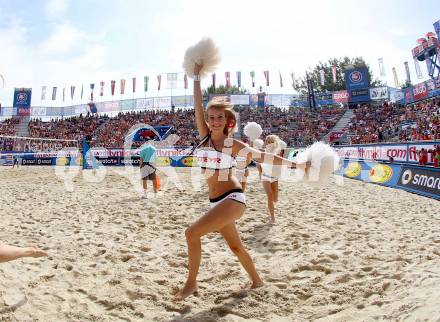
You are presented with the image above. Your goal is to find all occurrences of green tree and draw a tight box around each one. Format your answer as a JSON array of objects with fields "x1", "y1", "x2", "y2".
[
  {"x1": 202, "y1": 84, "x2": 248, "y2": 96},
  {"x1": 295, "y1": 56, "x2": 385, "y2": 94}
]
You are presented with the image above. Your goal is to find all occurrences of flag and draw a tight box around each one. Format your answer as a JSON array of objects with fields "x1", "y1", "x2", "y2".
[
  {"x1": 62, "y1": 87, "x2": 65, "y2": 102},
  {"x1": 100, "y1": 81, "x2": 104, "y2": 96},
  {"x1": 144, "y1": 76, "x2": 149, "y2": 92},
  {"x1": 319, "y1": 69, "x2": 325, "y2": 86},
  {"x1": 332, "y1": 65, "x2": 337, "y2": 83},
  {"x1": 80, "y1": 85, "x2": 84, "y2": 99},
  {"x1": 111, "y1": 80, "x2": 116, "y2": 96},
  {"x1": 41, "y1": 86, "x2": 46, "y2": 100},
  {"x1": 264, "y1": 70, "x2": 269, "y2": 86},
  {"x1": 225, "y1": 72, "x2": 231, "y2": 90},
  {"x1": 167, "y1": 73, "x2": 177, "y2": 89},
  {"x1": 52, "y1": 87, "x2": 57, "y2": 100},
  {"x1": 70, "y1": 86, "x2": 75, "y2": 100},
  {"x1": 404, "y1": 61, "x2": 411, "y2": 85},
  {"x1": 414, "y1": 58, "x2": 423, "y2": 79},
  {"x1": 157, "y1": 74, "x2": 161, "y2": 91},
  {"x1": 120, "y1": 79, "x2": 126, "y2": 95},
  {"x1": 250, "y1": 71, "x2": 255, "y2": 87},
  {"x1": 90, "y1": 83, "x2": 95, "y2": 101},
  {"x1": 378, "y1": 58, "x2": 386, "y2": 77},
  {"x1": 132, "y1": 77, "x2": 136, "y2": 93},
  {"x1": 279, "y1": 72, "x2": 283, "y2": 88},
  {"x1": 290, "y1": 72, "x2": 295, "y2": 89},
  {"x1": 392, "y1": 67, "x2": 399, "y2": 87},
  {"x1": 236, "y1": 71, "x2": 241, "y2": 88},
  {"x1": 184, "y1": 74, "x2": 188, "y2": 90},
  {"x1": 212, "y1": 73, "x2": 216, "y2": 89}
]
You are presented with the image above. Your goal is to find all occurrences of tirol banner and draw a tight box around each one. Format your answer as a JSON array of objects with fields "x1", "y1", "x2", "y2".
[
  {"x1": 369, "y1": 87, "x2": 388, "y2": 100},
  {"x1": 13, "y1": 88, "x2": 32, "y2": 116},
  {"x1": 344, "y1": 66, "x2": 370, "y2": 103}
]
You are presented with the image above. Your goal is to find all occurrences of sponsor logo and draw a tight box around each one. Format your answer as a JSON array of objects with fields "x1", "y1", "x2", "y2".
[
  {"x1": 401, "y1": 169, "x2": 412, "y2": 185},
  {"x1": 182, "y1": 156, "x2": 197, "y2": 167},
  {"x1": 156, "y1": 156, "x2": 171, "y2": 166},
  {"x1": 369, "y1": 164, "x2": 393, "y2": 183},
  {"x1": 350, "y1": 71, "x2": 362, "y2": 83},
  {"x1": 344, "y1": 162, "x2": 362, "y2": 178},
  {"x1": 397, "y1": 166, "x2": 440, "y2": 198},
  {"x1": 56, "y1": 157, "x2": 69, "y2": 166},
  {"x1": 17, "y1": 92, "x2": 28, "y2": 103}
]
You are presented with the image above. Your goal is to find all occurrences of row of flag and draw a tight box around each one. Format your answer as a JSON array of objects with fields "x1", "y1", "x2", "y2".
[
  {"x1": 40, "y1": 70, "x2": 333, "y2": 102},
  {"x1": 40, "y1": 59, "x2": 426, "y2": 101},
  {"x1": 379, "y1": 57, "x2": 425, "y2": 88}
]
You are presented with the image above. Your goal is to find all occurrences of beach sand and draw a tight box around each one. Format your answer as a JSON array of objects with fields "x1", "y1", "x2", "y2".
[{"x1": 1, "y1": 166, "x2": 439, "y2": 321}]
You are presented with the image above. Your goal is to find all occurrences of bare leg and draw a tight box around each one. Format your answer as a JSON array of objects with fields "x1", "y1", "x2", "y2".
[
  {"x1": 0, "y1": 245, "x2": 48, "y2": 263},
  {"x1": 272, "y1": 181, "x2": 279, "y2": 203},
  {"x1": 174, "y1": 200, "x2": 247, "y2": 301},
  {"x1": 262, "y1": 181, "x2": 275, "y2": 222},
  {"x1": 219, "y1": 223, "x2": 263, "y2": 288},
  {"x1": 142, "y1": 179, "x2": 148, "y2": 196}
]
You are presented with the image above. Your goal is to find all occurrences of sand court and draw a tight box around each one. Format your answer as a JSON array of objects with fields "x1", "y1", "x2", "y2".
[{"x1": 1, "y1": 166, "x2": 439, "y2": 321}]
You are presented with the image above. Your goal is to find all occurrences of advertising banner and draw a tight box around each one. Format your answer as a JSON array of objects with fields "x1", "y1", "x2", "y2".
[
  {"x1": 369, "y1": 87, "x2": 388, "y2": 100},
  {"x1": 397, "y1": 165, "x2": 440, "y2": 199},
  {"x1": 13, "y1": 88, "x2": 32, "y2": 116}
]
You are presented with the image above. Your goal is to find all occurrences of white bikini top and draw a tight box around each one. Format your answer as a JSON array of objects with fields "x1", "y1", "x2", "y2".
[{"x1": 194, "y1": 134, "x2": 234, "y2": 170}]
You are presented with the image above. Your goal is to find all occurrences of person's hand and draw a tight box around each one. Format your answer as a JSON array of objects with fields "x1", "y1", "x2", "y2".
[{"x1": 194, "y1": 61, "x2": 203, "y2": 76}]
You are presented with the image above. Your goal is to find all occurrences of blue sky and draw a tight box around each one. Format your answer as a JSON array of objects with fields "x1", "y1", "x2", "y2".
[{"x1": 0, "y1": 0, "x2": 439, "y2": 106}]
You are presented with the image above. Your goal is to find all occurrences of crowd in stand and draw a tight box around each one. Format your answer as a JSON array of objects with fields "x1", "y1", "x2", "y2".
[
  {"x1": 1, "y1": 98, "x2": 439, "y2": 154},
  {"x1": 11, "y1": 106, "x2": 343, "y2": 150},
  {"x1": 347, "y1": 98, "x2": 440, "y2": 144}
]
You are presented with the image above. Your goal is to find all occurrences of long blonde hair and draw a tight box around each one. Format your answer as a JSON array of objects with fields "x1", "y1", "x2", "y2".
[
  {"x1": 264, "y1": 134, "x2": 280, "y2": 153},
  {"x1": 205, "y1": 99, "x2": 237, "y2": 136}
]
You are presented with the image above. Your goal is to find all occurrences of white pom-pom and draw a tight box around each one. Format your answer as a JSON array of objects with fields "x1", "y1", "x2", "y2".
[
  {"x1": 279, "y1": 140, "x2": 287, "y2": 150},
  {"x1": 253, "y1": 139, "x2": 264, "y2": 150},
  {"x1": 243, "y1": 122, "x2": 263, "y2": 141},
  {"x1": 294, "y1": 141, "x2": 340, "y2": 185},
  {"x1": 182, "y1": 38, "x2": 220, "y2": 78}
]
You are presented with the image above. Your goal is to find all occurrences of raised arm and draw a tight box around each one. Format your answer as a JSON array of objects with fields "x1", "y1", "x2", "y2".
[{"x1": 193, "y1": 63, "x2": 209, "y2": 138}]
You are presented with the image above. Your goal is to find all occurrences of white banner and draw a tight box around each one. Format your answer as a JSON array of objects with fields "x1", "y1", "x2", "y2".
[
  {"x1": 135, "y1": 98, "x2": 154, "y2": 109},
  {"x1": 319, "y1": 69, "x2": 325, "y2": 86},
  {"x1": 230, "y1": 95, "x2": 250, "y2": 105},
  {"x1": 335, "y1": 143, "x2": 439, "y2": 163},
  {"x1": 75, "y1": 105, "x2": 88, "y2": 115},
  {"x1": 414, "y1": 58, "x2": 423, "y2": 79},
  {"x1": 369, "y1": 87, "x2": 388, "y2": 100},
  {"x1": 167, "y1": 73, "x2": 178, "y2": 89},
  {"x1": 31, "y1": 107, "x2": 47, "y2": 116},
  {"x1": 389, "y1": 89, "x2": 404, "y2": 102},
  {"x1": 378, "y1": 58, "x2": 386, "y2": 77},
  {"x1": 154, "y1": 97, "x2": 172, "y2": 108}
]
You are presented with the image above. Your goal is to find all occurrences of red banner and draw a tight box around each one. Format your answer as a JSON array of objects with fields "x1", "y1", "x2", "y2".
[
  {"x1": 332, "y1": 90, "x2": 349, "y2": 103},
  {"x1": 413, "y1": 82, "x2": 428, "y2": 101},
  {"x1": 225, "y1": 72, "x2": 230, "y2": 90},
  {"x1": 111, "y1": 80, "x2": 116, "y2": 96}
]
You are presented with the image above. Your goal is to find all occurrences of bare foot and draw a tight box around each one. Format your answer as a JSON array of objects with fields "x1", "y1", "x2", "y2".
[
  {"x1": 173, "y1": 282, "x2": 198, "y2": 301},
  {"x1": 251, "y1": 280, "x2": 264, "y2": 289},
  {"x1": 25, "y1": 247, "x2": 48, "y2": 258}
]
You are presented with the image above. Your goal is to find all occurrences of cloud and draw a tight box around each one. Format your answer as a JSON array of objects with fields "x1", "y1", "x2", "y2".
[
  {"x1": 39, "y1": 23, "x2": 84, "y2": 55},
  {"x1": 46, "y1": 0, "x2": 69, "y2": 18}
]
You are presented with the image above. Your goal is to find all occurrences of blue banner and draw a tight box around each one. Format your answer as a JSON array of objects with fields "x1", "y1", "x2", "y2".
[
  {"x1": 396, "y1": 165, "x2": 440, "y2": 200},
  {"x1": 13, "y1": 88, "x2": 32, "y2": 116},
  {"x1": 344, "y1": 67, "x2": 369, "y2": 90},
  {"x1": 339, "y1": 159, "x2": 401, "y2": 188},
  {"x1": 339, "y1": 160, "x2": 440, "y2": 200},
  {"x1": 344, "y1": 67, "x2": 370, "y2": 103}
]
